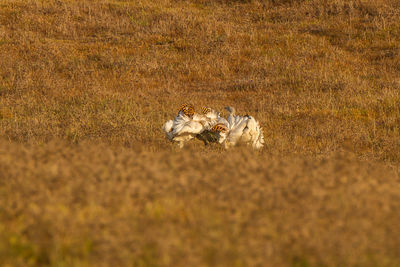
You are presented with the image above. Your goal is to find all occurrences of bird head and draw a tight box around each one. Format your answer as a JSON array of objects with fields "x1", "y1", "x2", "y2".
[
  {"x1": 201, "y1": 106, "x2": 211, "y2": 114},
  {"x1": 178, "y1": 103, "x2": 195, "y2": 117},
  {"x1": 210, "y1": 123, "x2": 228, "y2": 143}
]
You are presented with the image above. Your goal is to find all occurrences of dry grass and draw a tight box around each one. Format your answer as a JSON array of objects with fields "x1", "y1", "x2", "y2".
[
  {"x1": 1, "y1": 0, "x2": 400, "y2": 266},
  {"x1": 2, "y1": 142, "x2": 400, "y2": 266}
]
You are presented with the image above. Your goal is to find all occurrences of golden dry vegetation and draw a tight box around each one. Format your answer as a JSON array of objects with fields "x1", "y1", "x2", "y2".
[{"x1": 1, "y1": 0, "x2": 400, "y2": 266}]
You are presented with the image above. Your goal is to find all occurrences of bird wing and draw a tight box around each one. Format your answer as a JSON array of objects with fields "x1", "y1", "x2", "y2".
[
  {"x1": 171, "y1": 114, "x2": 190, "y2": 133},
  {"x1": 227, "y1": 115, "x2": 247, "y2": 130},
  {"x1": 162, "y1": 120, "x2": 173, "y2": 133},
  {"x1": 172, "y1": 119, "x2": 204, "y2": 136},
  {"x1": 180, "y1": 121, "x2": 204, "y2": 134},
  {"x1": 227, "y1": 114, "x2": 235, "y2": 126},
  {"x1": 192, "y1": 113, "x2": 206, "y2": 121},
  {"x1": 216, "y1": 116, "x2": 229, "y2": 127},
  {"x1": 252, "y1": 118, "x2": 265, "y2": 149},
  {"x1": 226, "y1": 117, "x2": 248, "y2": 144},
  {"x1": 242, "y1": 117, "x2": 257, "y2": 143},
  {"x1": 192, "y1": 113, "x2": 215, "y2": 130},
  {"x1": 162, "y1": 120, "x2": 174, "y2": 140},
  {"x1": 204, "y1": 109, "x2": 219, "y2": 121},
  {"x1": 240, "y1": 116, "x2": 265, "y2": 149}
]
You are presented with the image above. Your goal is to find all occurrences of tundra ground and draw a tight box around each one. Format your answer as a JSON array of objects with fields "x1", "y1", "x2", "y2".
[{"x1": 1, "y1": 0, "x2": 400, "y2": 266}]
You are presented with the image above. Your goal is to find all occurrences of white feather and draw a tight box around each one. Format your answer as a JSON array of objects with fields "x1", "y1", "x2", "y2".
[
  {"x1": 196, "y1": 108, "x2": 230, "y2": 145},
  {"x1": 162, "y1": 112, "x2": 211, "y2": 148},
  {"x1": 163, "y1": 106, "x2": 264, "y2": 149},
  {"x1": 223, "y1": 108, "x2": 265, "y2": 150}
]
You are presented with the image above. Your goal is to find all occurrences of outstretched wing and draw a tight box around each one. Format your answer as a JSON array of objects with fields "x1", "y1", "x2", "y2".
[
  {"x1": 172, "y1": 114, "x2": 205, "y2": 136},
  {"x1": 247, "y1": 117, "x2": 264, "y2": 149},
  {"x1": 226, "y1": 116, "x2": 249, "y2": 145},
  {"x1": 175, "y1": 121, "x2": 204, "y2": 135},
  {"x1": 228, "y1": 115, "x2": 265, "y2": 149}
]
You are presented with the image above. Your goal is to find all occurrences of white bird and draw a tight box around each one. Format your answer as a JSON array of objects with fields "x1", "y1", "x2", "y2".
[
  {"x1": 162, "y1": 104, "x2": 212, "y2": 148},
  {"x1": 215, "y1": 106, "x2": 265, "y2": 149},
  {"x1": 195, "y1": 107, "x2": 230, "y2": 146},
  {"x1": 163, "y1": 105, "x2": 264, "y2": 149},
  {"x1": 201, "y1": 107, "x2": 229, "y2": 126}
]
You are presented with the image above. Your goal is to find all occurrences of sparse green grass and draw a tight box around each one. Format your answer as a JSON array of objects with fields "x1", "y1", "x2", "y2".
[{"x1": 1, "y1": 0, "x2": 400, "y2": 266}]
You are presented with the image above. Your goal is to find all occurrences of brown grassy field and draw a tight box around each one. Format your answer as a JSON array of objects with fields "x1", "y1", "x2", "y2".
[{"x1": 1, "y1": 0, "x2": 400, "y2": 266}]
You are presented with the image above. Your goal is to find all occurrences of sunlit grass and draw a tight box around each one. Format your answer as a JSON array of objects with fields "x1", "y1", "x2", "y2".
[{"x1": 1, "y1": 0, "x2": 400, "y2": 265}]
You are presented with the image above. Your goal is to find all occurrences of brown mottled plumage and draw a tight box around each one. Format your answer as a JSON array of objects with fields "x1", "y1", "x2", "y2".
[
  {"x1": 178, "y1": 104, "x2": 195, "y2": 117},
  {"x1": 201, "y1": 106, "x2": 211, "y2": 114},
  {"x1": 211, "y1": 123, "x2": 228, "y2": 133}
]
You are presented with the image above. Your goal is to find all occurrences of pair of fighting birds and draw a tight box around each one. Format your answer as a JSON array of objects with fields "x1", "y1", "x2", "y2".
[{"x1": 162, "y1": 104, "x2": 264, "y2": 149}]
